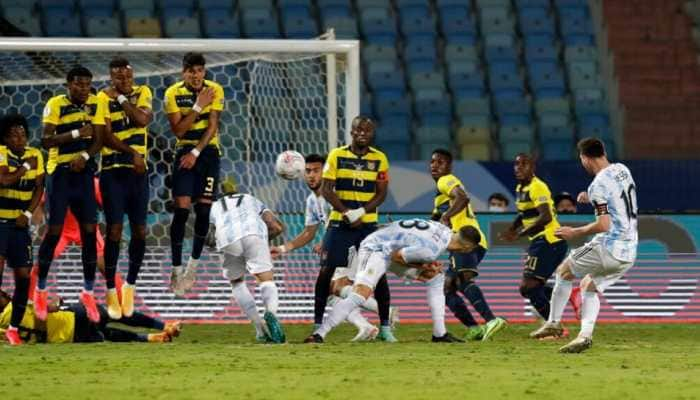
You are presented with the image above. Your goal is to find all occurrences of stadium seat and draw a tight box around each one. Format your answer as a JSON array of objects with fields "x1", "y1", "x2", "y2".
[
  {"x1": 403, "y1": 37, "x2": 438, "y2": 72},
  {"x1": 455, "y1": 96, "x2": 490, "y2": 117},
  {"x1": 445, "y1": 41, "x2": 480, "y2": 62},
  {"x1": 519, "y1": 8, "x2": 555, "y2": 39},
  {"x1": 359, "y1": 7, "x2": 397, "y2": 45},
  {"x1": 119, "y1": 0, "x2": 154, "y2": 12},
  {"x1": 415, "y1": 125, "x2": 451, "y2": 143},
  {"x1": 564, "y1": 45, "x2": 597, "y2": 62},
  {"x1": 439, "y1": 7, "x2": 477, "y2": 42},
  {"x1": 378, "y1": 115, "x2": 411, "y2": 140},
  {"x1": 319, "y1": 4, "x2": 351, "y2": 20},
  {"x1": 540, "y1": 125, "x2": 574, "y2": 141},
  {"x1": 356, "y1": 0, "x2": 392, "y2": 8},
  {"x1": 163, "y1": 16, "x2": 201, "y2": 38},
  {"x1": 413, "y1": 89, "x2": 451, "y2": 125},
  {"x1": 82, "y1": 7, "x2": 113, "y2": 17},
  {"x1": 524, "y1": 43, "x2": 558, "y2": 63},
  {"x1": 161, "y1": 7, "x2": 191, "y2": 19},
  {"x1": 2, "y1": 7, "x2": 42, "y2": 36},
  {"x1": 479, "y1": 6, "x2": 515, "y2": 34},
  {"x1": 448, "y1": 62, "x2": 485, "y2": 96},
  {"x1": 84, "y1": 15, "x2": 122, "y2": 36},
  {"x1": 417, "y1": 140, "x2": 453, "y2": 160},
  {"x1": 155, "y1": 0, "x2": 191, "y2": 9},
  {"x1": 458, "y1": 113, "x2": 491, "y2": 128},
  {"x1": 535, "y1": 97, "x2": 570, "y2": 115},
  {"x1": 489, "y1": 70, "x2": 525, "y2": 98},
  {"x1": 409, "y1": 71, "x2": 446, "y2": 91},
  {"x1": 500, "y1": 140, "x2": 532, "y2": 160},
  {"x1": 283, "y1": 14, "x2": 319, "y2": 38},
  {"x1": 323, "y1": 16, "x2": 359, "y2": 39},
  {"x1": 201, "y1": 10, "x2": 240, "y2": 38},
  {"x1": 241, "y1": 8, "x2": 280, "y2": 38},
  {"x1": 125, "y1": 17, "x2": 161, "y2": 37},
  {"x1": 42, "y1": 7, "x2": 82, "y2": 36},
  {"x1": 198, "y1": 0, "x2": 233, "y2": 10},
  {"x1": 374, "y1": 94, "x2": 411, "y2": 118},
  {"x1": 366, "y1": 61, "x2": 405, "y2": 94},
  {"x1": 538, "y1": 112, "x2": 569, "y2": 128},
  {"x1": 542, "y1": 139, "x2": 574, "y2": 160},
  {"x1": 362, "y1": 44, "x2": 398, "y2": 62},
  {"x1": 529, "y1": 67, "x2": 567, "y2": 98},
  {"x1": 239, "y1": 0, "x2": 272, "y2": 8},
  {"x1": 456, "y1": 124, "x2": 490, "y2": 144},
  {"x1": 460, "y1": 143, "x2": 491, "y2": 160},
  {"x1": 122, "y1": 8, "x2": 153, "y2": 18},
  {"x1": 377, "y1": 141, "x2": 411, "y2": 160}
]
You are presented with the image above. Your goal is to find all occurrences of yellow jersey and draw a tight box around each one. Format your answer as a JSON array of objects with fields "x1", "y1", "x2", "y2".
[
  {"x1": 42, "y1": 93, "x2": 105, "y2": 174},
  {"x1": 515, "y1": 176, "x2": 562, "y2": 243},
  {"x1": 97, "y1": 85, "x2": 153, "y2": 170},
  {"x1": 432, "y1": 174, "x2": 488, "y2": 249},
  {"x1": 0, "y1": 303, "x2": 75, "y2": 343},
  {"x1": 322, "y1": 145, "x2": 389, "y2": 224},
  {"x1": 0, "y1": 145, "x2": 45, "y2": 221},
  {"x1": 163, "y1": 79, "x2": 224, "y2": 149}
]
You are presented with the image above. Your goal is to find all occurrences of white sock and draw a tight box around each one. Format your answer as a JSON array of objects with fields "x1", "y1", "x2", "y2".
[
  {"x1": 426, "y1": 274, "x2": 447, "y2": 337},
  {"x1": 579, "y1": 291, "x2": 600, "y2": 338},
  {"x1": 548, "y1": 275, "x2": 573, "y2": 323},
  {"x1": 259, "y1": 281, "x2": 279, "y2": 315},
  {"x1": 316, "y1": 292, "x2": 365, "y2": 338},
  {"x1": 186, "y1": 257, "x2": 199, "y2": 272},
  {"x1": 231, "y1": 281, "x2": 264, "y2": 335},
  {"x1": 339, "y1": 284, "x2": 378, "y2": 313},
  {"x1": 346, "y1": 308, "x2": 370, "y2": 329}
]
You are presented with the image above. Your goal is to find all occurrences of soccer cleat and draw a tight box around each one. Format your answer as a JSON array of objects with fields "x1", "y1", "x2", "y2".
[
  {"x1": 4, "y1": 326, "x2": 22, "y2": 346},
  {"x1": 530, "y1": 321, "x2": 565, "y2": 339},
  {"x1": 569, "y1": 287, "x2": 582, "y2": 320},
  {"x1": 106, "y1": 289, "x2": 122, "y2": 320},
  {"x1": 304, "y1": 333, "x2": 324, "y2": 344},
  {"x1": 481, "y1": 317, "x2": 507, "y2": 341},
  {"x1": 34, "y1": 289, "x2": 48, "y2": 321},
  {"x1": 464, "y1": 325, "x2": 485, "y2": 341},
  {"x1": 148, "y1": 332, "x2": 172, "y2": 343},
  {"x1": 377, "y1": 326, "x2": 398, "y2": 343},
  {"x1": 80, "y1": 290, "x2": 100, "y2": 323},
  {"x1": 164, "y1": 321, "x2": 183, "y2": 338},
  {"x1": 389, "y1": 306, "x2": 400, "y2": 328},
  {"x1": 559, "y1": 336, "x2": 593, "y2": 353},
  {"x1": 263, "y1": 311, "x2": 286, "y2": 344},
  {"x1": 351, "y1": 324, "x2": 379, "y2": 342},
  {"x1": 121, "y1": 284, "x2": 135, "y2": 318},
  {"x1": 432, "y1": 332, "x2": 465, "y2": 343},
  {"x1": 177, "y1": 258, "x2": 199, "y2": 294},
  {"x1": 114, "y1": 273, "x2": 125, "y2": 304}
]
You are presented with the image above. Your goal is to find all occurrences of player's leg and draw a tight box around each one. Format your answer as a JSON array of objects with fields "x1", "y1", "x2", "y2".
[
  {"x1": 4, "y1": 227, "x2": 32, "y2": 345},
  {"x1": 121, "y1": 172, "x2": 149, "y2": 316},
  {"x1": 100, "y1": 170, "x2": 125, "y2": 318},
  {"x1": 330, "y1": 262, "x2": 377, "y2": 340},
  {"x1": 72, "y1": 173, "x2": 100, "y2": 323},
  {"x1": 530, "y1": 251, "x2": 580, "y2": 339},
  {"x1": 170, "y1": 150, "x2": 195, "y2": 291},
  {"x1": 244, "y1": 236, "x2": 285, "y2": 343},
  {"x1": 443, "y1": 265, "x2": 481, "y2": 339},
  {"x1": 313, "y1": 225, "x2": 345, "y2": 328}
]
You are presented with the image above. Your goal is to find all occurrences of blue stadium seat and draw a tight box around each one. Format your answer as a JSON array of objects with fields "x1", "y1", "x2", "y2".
[
  {"x1": 542, "y1": 139, "x2": 574, "y2": 160},
  {"x1": 379, "y1": 115, "x2": 411, "y2": 140},
  {"x1": 447, "y1": 61, "x2": 484, "y2": 94},
  {"x1": 439, "y1": 7, "x2": 477, "y2": 42},
  {"x1": 538, "y1": 112, "x2": 570, "y2": 128},
  {"x1": 444, "y1": 40, "x2": 480, "y2": 62},
  {"x1": 395, "y1": 0, "x2": 427, "y2": 7},
  {"x1": 323, "y1": 17, "x2": 359, "y2": 39},
  {"x1": 40, "y1": 0, "x2": 74, "y2": 8},
  {"x1": 366, "y1": 61, "x2": 405, "y2": 94},
  {"x1": 489, "y1": 70, "x2": 525, "y2": 98},
  {"x1": 564, "y1": 45, "x2": 597, "y2": 62},
  {"x1": 359, "y1": 7, "x2": 397, "y2": 45},
  {"x1": 539, "y1": 125, "x2": 574, "y2": 140},
  {"x1": 378, "y1": 141, "x2": 411, "y2": 160},
  {"x1": 417, "y1": 140, "x2": 453, "y2": 160},
  {"x1": 484, "y1": 43, "x2": 518, "y2": 64},
  {"x1": 241, "y1": 8, "x2": 279, "y2": 38},
  {"x1": 524, "y1": 43, "x2": 558, "y2": 63},
  {"x1": 122, "y1": 8, "x2": 153, "y2": 18},
  {"x1": 155, "y1": 0, "x2": 191, "y2": 9},
  {"x1": 414, "y1": 89, "x2": 451, "y2": 125},
  {"x1": 120, "y1": 0, "x2": 153, "y2": 11},
  {"x1": 574, "y1": 97, "x2": 607, "y2": 119},
  {"x1": 198, "y1": 0, "x2": 233, "y2": 10},
  {"x1": 403, "y1": 37, "x2": 438, "y2": 72},
  {"x1": 415, "y1": 125, "x2": 451, "y2": 143},
  {"x1": 278, "y1": 0, "x2": 311, "y2": 7},
  {"x1": 362, "y1": 44, "x2": 398, "y2": 62},
  {"x1": 454, "y1": 97, "x2": 490, "y2": 117},
  {"x1": 356, "y1": 0, "x2": 392, "y2": 8},
  {"x1": 161, "y1": 7, "x2": 191, "y2": 19},
  {"x1": 201, "y1": 10, "x2": 240, "y2": 38},
  {"x1": 535, "y1": 97, "x2": 570, "y2": 115},
  {"x1": 514, "y1": 0, "x2": 550, "y2": 11},
  {"x1": 500, "y1": 141, "x2": 532, "y2": 160},
  {"x1": 82, "y1": 7, "x2": 113, "y2": 17},
  {"x1": 2, "y1": 7, "x2": 42, "y2": 35},
  {"x1": 239, "y1": 0, "x2": 272, "y2": 8},
  {"x1": 494, "y1": 96, "x2": 530, "y2": 116},
  {"x1": 499, "y1": 125, "x2": 533, "y2": 141},
  {"x1": 319, "y1": 4, "x2": 351, "y2": 20},
  {"x1": 84, "y1": 15, "x2": 121, "y2": 36},
  {"x1": 42, "y1": 7, "x2": 83, "y2": 36},
  {"x1": 479, "y1": 6, "x2": 515, "y2": 34},
  {"x1": 529, "y1": 66, "x2": 566, "y2": 98},
  {"x1": 374, "y1": 93, "x2": 411, "y2": 118},
  {"x1": 409, "y1": 71, "x2": 446, "y2": 91},
  {"x1": 399, "y1": 6, "x2": 434, "y2": 38},
  {"x1": 283, "y1": 12, "x2": 318, "y2": 38},
  {"x1": 519, "y1": 8, "x2": 555, "y2": 39},
  {"x1": 163, "y1": 16, "x2": 201, "y2": 38},
  {"x1": 458, "y1": 113, "x2": 491, "y2": 128},
  {"x1": 569, "y1": 70, "x2": 603, "y2": 90}
]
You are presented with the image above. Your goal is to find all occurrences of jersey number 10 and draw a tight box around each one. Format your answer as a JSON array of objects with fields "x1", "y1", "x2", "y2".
[{"x1": 620, "y1": 184, "x2": 637, "y2": 220}]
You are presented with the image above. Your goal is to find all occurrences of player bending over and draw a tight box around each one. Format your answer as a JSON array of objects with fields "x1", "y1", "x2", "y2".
[
  {"x1": 305, "y1": 219, "x2": 479, "y2": 343},
  {"x1": 531, "y1": 138, "x2": 638, "y2": 353},
  {"x1": 208, "y1": 180, "x2": 286, "y2": 343}
]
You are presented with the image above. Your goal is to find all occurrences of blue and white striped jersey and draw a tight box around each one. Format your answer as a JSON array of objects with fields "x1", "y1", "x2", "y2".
[
  {"x1": 209, "y1": 193, "x2": 270, "y2": 250},
  {"x1": 587, "y1": 163, "x2": 638, "y2": 262},
  {"x1": 360, "y1": 219, "x2": 453, "y2": 264},
  {"x1": 304, "y1": 192, "x2": 329, "y2": 227}
]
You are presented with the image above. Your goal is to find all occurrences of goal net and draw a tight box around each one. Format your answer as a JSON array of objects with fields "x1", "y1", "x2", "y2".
[{"x1": 0, "y1": 37, "x2": 360, "y2": 322}]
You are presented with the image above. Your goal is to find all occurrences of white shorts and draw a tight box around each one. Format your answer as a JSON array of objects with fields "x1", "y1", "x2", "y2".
[
  {"x1": 221, "y1": 235, "x2": 273, "y2": 281},
  {"x1": 353, "y1": 249, "x2": 390, "y2": 289},
  {"x1": 567, "y1": 242, "x2": 634, "y2": 292}
]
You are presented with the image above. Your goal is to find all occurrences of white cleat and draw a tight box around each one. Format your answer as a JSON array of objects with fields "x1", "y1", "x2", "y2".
[
  {"x1": 170, "y1": 267, "x2": 183, "y2": 296},
  {"x1": 351, "y1": 324, "x2": 379, "y2": 342},
  {"x1": 177, "y1": 258, "x2": 199, "y2": 294},
  {"x1": 389, "y1": 306, "x2": 400, "y2": 329}
]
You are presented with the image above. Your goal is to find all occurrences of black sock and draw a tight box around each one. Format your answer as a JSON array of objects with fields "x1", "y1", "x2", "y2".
[
  {"x1": 445, "y1": 291, "x2": 478, "y2": 327},
  {"x1": 118, "y1": 311, "x2": 164, "y2": 330},
  {"x1": 313, "y1": 266, "x2": 335, "y2": 325},
  {"x1": 192, "y1": 203, "x2": 211, "y2": 260},
  {"x1": 169, "y1": 208, "x2": 190, "y2": 267},
  {"x1": 529, "y1": 285, "x2": 551, "y2": 320},
  {"x1": 37, "y1": 233, "x2": 61, "y2": 289},
  {"x1": 374, "y1": 274, "x2": 391, "y2": 327},
  {"x1": 102, "y1": 326, "x2": 142, "y2": 342},
  {"x1": 10, "y1": 275, "x2": 29, "y2": 327},
  {"x1": 461, "y1": 281, "x2": 495, "y2": 322},
  {"x1": 127, "y1": 237, "x2": 146, "y2": 285},
  {"x1": 104, "y1": 239, "x2": 120, "y2": 289},
  {"x1": 81, "y1": 229, "x2": 97, "y2": 290}
]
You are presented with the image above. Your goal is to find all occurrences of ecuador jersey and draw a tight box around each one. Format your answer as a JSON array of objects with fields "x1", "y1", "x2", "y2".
[
  {"x1": 0, "y1": 146, "x2": 45, "y2": 221},
  {"x1": 515, "y1": 176, "x2": 562, "y2": 243},
  {"x1": 322, "y1": 145, "x2": 389, "y2": 224},
  {"x1": 98, "y1": 85, "x2": 153, "y2": 170},
  {"x1": 0, "y1": 303, "x2": 75, "y2": 343},
  {"x1": 164, "y1": 79, "x2": 224, "y2": 149},
  {"x1": 432, "y1": 174, "x2": 488, "y2": 249},
  {"x1": 42, "y1": 93, "x2": 104, "y2": 174}
]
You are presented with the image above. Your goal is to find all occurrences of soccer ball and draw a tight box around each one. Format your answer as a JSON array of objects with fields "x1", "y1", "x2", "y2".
[{"x1": 275, "y1": 150, "x2": 305, "y2": 180}]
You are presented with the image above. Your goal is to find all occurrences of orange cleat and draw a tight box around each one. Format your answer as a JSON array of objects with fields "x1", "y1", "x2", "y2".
[
  {"x1": 147, "y1": 332, "x2": 172, "y2": 343},
  {"x1": 34, "y1": 289, "x2": 48, "y2": 321},
  {"x1": 5, "y1": 326, "x2": 22, "y2": 346},
  {"x1": 164, "y1": 321, "x2": 183, "y2": 338},
  {"x1": 114, "y1": 272, "x2": 125, "y2": 304},
  {"x1": 569, "y1": 287, "x2": 582, "y2": 320},
  {"x1": 80, "y1": 290, "x2": 100, "y2": 323}
]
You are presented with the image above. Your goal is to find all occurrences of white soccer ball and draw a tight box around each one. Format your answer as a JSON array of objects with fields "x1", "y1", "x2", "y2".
[{"x1": 275, "y1": 150, "x2": 305, "y2": 180}]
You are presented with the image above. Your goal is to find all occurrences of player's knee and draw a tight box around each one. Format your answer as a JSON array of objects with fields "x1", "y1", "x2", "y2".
[
  {"x1": 255, "y1": 271, "x2": 274, "y2": 283},
  {"x1": 519, "y1": 279, "x2": 541, "y2": 298},
  {"x1": 107, "y1": 224, "x2": 123, "y2": 242},
  {"x1": 80, "y1": 224, "x2": 96, "y2": 235},
  {"x1": 174, "y1": 196, "x2": 191, "y2": 209},
  {"x1": 132, "y1": 225, "x2": 147, "y2": 241},
  {"x1": 580, "y1": 276, "x2": 597, "y2": 292},
  {"x1": 47, "y1": 225, "x2": 64, "y2": 236},
  {"x1": 555, "y1": 260, "x2": 575, "y2": 280},
  {"x1": 14, "y1": 266, "x2": 31, "y2": 280}
]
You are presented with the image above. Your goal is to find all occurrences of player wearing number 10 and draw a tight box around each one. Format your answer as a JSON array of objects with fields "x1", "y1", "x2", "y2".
[{"x1": 164, "y1": 52, "x2": 225, "y2": 296}]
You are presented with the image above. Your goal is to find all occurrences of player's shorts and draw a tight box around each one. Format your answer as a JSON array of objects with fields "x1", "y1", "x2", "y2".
[
  {"x1": 100, "y1": 168, "x2": 149, "y2": 226},
  {"x1": 0, "y1": 223, "x2": 32, "y2": 268},
  {"x1": 567, "y1": 241, "x2": 634, "y2": 292},
  {"x1": 321, "y1": 222, "x2": 377, "y2": 269},
  {"x1": 447, "y1": 245, "x2": 487, "y2": 277},
  {"x1": 353, "y1": 248, "x2": 390, "y2": 290},
  {"x1": 46, "y1": 168, "x2": 97, "y2": 226},
  {"x1": 523, "y1": 237, "x2": 569, "y2": 282},
  {"x1": 221, "y1": 235, "x2": 273, "y2": 281},
  {"x1": 172, "y1": 146, "x2": 220, "y2": 201}
]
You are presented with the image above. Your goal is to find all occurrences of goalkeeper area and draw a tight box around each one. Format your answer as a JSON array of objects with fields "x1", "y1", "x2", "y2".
[{"x1": 3, "y1": 323, "x2": 699, "y2": 400}]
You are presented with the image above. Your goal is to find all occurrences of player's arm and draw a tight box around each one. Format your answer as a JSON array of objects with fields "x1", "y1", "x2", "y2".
[
  {"x1": 0, "y1": 163, "x2": 32, "y2": 186},
  {"x1": 362, "y1": 178, "x2": 388, "y2": 215},
  {"x1": 499, "y1": 214, "x2": 523, "y2": 242},
  {"x1": 441, "y1": 185, "x2": 469, "y2": 226},
  {"x1": 273, "y1": 223, "x2": 320, "y2": 257},
  {"x1": 321, "y1": 178, "x2": 349, "y2": 214},
  {"x1": 556, "y1": 205, "x2": 611, "y2": 240},
  {"x1": 16, "y1": 173, "x2": 44, "y2": 228},
  {"x1": 166, "y1": 87, "x2": 215, "y2": 138},
  {"x1": 40, "y1": 123, "x2": 93, "y2": 150},
  {"x1": 390, "y1": 247, "x2": 436, "y2": 270},
  {"x1": 262, "y1": 210, "x2": 285, "y2": 240},
  {"x1": 517, "y1": 203, "x2": 552, "y2": 238},
  {"x1": 118, "y1": 96, "x2": 153, "y2": 128}
]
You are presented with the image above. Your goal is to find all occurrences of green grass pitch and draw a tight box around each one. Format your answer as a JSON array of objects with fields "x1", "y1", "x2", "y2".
[{"x1": 3, "y1": 323, "x2": 699, "y2": 400}]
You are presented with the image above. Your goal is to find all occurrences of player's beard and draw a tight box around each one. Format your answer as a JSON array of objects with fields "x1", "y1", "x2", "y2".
[{"x1": 307, "y1": 182, "x2": 321, "y2": 191}]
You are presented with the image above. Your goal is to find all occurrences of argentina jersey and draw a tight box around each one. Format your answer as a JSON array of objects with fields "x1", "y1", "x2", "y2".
[
  {"x1": 209, "y1": 193, "x2": 269, "y2": 250},
  {"x1": 361, "y1": 219, "x2": 452, "y2": 263},
  {"x1": 588, "y1": 163, "x2": 638, "y2": 262},
  {"x1": 304, "y1": 192, "x2": 329, "y2": 228}
]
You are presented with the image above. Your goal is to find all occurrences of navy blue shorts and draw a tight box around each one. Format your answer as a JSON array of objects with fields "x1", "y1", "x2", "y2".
[
  {"x1": 321, "y1": 222, "x2": 377, "y2": 268},
  {"x1": 100, "y1": 168, "x2": 149, "y2": 226},
  {"x1": 447, "y1": 245, "x2": 487, "y2": 277},
  {"x1": 0, "y1": 223, "x2": 32, "y2": 268},
  {"x1": 172, "y1": 146, "x2": 220, "y2": 201},
  {"x1": 524, "y1": 237, "x2": 569, "y2": 281},
  {"x1": 46, "y1": 168, "x2": 97, "y2": 226}
]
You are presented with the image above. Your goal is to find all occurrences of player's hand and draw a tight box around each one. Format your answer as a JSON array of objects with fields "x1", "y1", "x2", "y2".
[
  {"x1": 78, "y1": 124, "x2": 93, "y2": 138},
  {"x1": 70, "y1": 156, "x2": 86, "y2": 172},
  {"x1": 179, "y1": 152, "x2": 197, "y2": 170},
  {"x1": 15, "y1": 214, "x2": 29, "y2": 228},
  {"x1": 195, "y1": 87, "x2": 215, "y2": 109},
  {"x1": 577, "y1": 191, "x2": 589, "y2": 204},
  {"x1": 104, "y1": 87, "x2": 119, "y2": 99},
  {"x1": 499, "y1": 228, "x2": 519, "y2": 242},
  {"x1": 313, "y1": 243, "x2": 322, "y2": 255},
  {"x1": 344, "y1": 207, "x2": 366, "y2": 224},
  {"x1": 24, "y1": 156, "x2": 38, "y2": 170},
  {"x1": 439, "y1": 215, "x2": 451, "y2": 228},
  {"x1": 555, "y1": 226, "x2": 576, "y2": 240},
  {"x1": 270, "y1": 246, "x2": 285, "y2": 259},
  {"x1": 132, "y1": 153, "x2": 146, "y2": 175}
]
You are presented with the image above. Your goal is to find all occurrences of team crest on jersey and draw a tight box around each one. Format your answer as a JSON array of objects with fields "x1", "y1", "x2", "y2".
[
  {"x1": 0, "y1": 153, "x2": 4, "y2": 163},
  {"x1": 367, "y1": 161, "x2": 376, "y2": 171}
]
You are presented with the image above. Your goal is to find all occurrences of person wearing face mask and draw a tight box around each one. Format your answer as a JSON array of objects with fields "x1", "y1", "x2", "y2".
[{"x1": 488, "y1": 193, "x2": 509, "y2": 212}]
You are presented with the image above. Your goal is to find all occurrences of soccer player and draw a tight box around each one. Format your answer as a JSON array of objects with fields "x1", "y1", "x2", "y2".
[
  {"x1": 532, "y1": 138, "x2": 638, "y2": 353},
  {"x1": 164, "y1": 52, "x2": 224, "y2": 296},
  {"x1": 208, "y1": 181, "x2": 286, "y2": 343},
  {"x1": 36, "y1": 65, "x2": 104, "y2": 324},
  {"x1": 0, "y1": 289, "x2": 180, "y2": 344},
  {"x1": 305, "y1": 219, "x2": 480, "y2": 343},
  {"x1": 499, "y1": 154, "x2": 569, "y2": 330},
  {"x1": 316, "y1": 116, "x2": 395, "y2": 341},
  {"x1": 97, "y1": 57, "x2": 153, "y2": 319},
  {"x1": 430, "y1": 149, "x2": 507, "y2": 341},
  {"x1": 0, "y1": 114, "x2": 44, "y2": 345}
]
